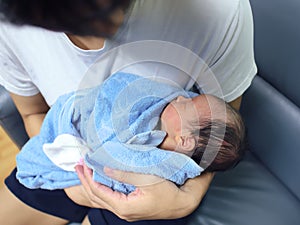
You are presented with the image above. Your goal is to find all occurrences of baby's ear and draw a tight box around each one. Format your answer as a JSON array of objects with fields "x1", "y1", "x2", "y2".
[{"x1": 177, "y1": 136, "x2": 196, "y2": 154}]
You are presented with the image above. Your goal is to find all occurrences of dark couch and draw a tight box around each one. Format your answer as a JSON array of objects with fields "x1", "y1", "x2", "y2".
[
  {"x1": 189, "y1": 0, "x2": 300, "y2": 224},
  {"x1": 0, "y1": 0, "x2": 299, "y2": 224}
]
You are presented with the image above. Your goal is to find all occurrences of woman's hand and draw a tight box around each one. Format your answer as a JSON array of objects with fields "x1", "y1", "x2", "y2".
[{"x1": 67, "y1": 163, "x2": 214, "y2": 221}]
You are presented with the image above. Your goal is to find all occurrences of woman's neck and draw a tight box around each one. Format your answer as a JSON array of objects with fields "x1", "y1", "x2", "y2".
[{"x1": 66, "y1": 34, "x2": 105, "y2": 50}]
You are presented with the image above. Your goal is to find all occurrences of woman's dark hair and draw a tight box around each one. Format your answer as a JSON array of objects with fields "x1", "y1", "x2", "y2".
[
  {"x1": 191, "y1": 102, "x2": 246, "y2": 172},
  {"x1": 0, "y1": 0, "x2": 132, "y2": 36}
]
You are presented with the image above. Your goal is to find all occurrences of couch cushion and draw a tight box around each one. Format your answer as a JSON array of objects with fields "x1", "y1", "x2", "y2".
[
  {"x1": 240, "y1": 77, "x2": 300, "y2": 200},
  {"x1": 189, "y1": 152, "x2": 300, "y2": 225},
  {"x1": 0, "y1": 85, "x2": 28, "y2": 148},
  {"x1": 251, "y1": 0, "x2": 300, "y2": 107}
]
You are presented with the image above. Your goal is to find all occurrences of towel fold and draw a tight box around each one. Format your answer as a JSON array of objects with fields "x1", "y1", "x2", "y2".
[{"x1": 16, "y1": 72, "x2": 203, "y2": 194}]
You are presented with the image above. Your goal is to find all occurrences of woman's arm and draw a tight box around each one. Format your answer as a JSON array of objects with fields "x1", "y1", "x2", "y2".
[
  {"x1": 65, "y1": 96, "x2": 242, "y2": 221},
  {"x1": 65, "y1": 164, "x2": 214, "y2": 221},
  {"x1": 9, "y1": 92, "x2": 49, "y2": 137},
  {"x1": 229, "y1": 96, "x2": 242, "y2": 111}
]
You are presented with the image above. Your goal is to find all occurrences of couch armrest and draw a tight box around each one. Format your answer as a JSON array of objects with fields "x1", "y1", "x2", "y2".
[{"x1": 0, "y1": 85, "x2": 29, "y2": 148}]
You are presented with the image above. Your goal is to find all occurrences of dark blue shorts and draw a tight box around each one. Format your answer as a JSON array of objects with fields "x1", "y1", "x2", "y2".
[
  {"x1": 6, "y1": 168, "x2": 190, "y2": 225},
  {"x1": 5, "y1": 168, "x2": 90, "y2": 223},
  {"x1": 88, "y1": 208, "x2": 190, "y2": 225}
]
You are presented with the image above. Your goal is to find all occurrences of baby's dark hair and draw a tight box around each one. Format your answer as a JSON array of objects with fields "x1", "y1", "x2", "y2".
[
  {"x1": 0, "y1": 0, "x2": 132, "y2": 36},
  {"x1": 191, "y1": 98, "x2": 246, "y2": 172}
]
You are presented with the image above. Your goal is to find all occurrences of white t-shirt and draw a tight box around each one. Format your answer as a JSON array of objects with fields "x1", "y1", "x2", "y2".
[{"x1": 0, "y1": 0, "x2": 256, "y2": 106}]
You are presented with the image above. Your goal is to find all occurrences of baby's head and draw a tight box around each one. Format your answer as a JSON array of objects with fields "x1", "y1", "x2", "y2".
[{"x1": 159, "y1": 94, "x2": 245, "y2": 172}]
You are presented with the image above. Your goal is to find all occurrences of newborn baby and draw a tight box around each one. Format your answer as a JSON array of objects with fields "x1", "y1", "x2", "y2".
[{"x1": 16, "y1": 72, "x2": 245, "y2": 193}]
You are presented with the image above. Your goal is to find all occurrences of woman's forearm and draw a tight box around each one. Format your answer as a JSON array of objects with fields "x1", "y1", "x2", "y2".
[
  {"x1": 67, "y1": 164, "x2": 214, "y2": 221},
  {"x1": 9, "y1": 92, "x2": 49, "y2": 138},
  {"x1": 23, "y1": 113, "x2": 47, "y2": 138}
]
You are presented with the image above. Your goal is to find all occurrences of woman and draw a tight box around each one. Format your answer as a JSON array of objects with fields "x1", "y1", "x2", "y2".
[{"x1": 0, "y1": 0, "x2": 256, "y2": 224}]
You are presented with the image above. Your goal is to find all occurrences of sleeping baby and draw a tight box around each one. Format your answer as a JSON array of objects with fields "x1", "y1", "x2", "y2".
[{"x1": 16, "y1": 72, "x2": 245, "y2": 194}]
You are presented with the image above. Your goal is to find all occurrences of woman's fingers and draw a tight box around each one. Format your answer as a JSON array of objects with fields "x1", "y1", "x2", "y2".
[
  {"x1": 73, "y1": 163, "x2": 214, "y2": 221},
  {"x1": 75, "y1": 164, "x2": 115, "y2": 210}
]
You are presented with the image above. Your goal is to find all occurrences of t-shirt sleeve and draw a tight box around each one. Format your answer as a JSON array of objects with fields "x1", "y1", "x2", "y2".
[
  {"x1": 0, "y1": 25, "x2": 39, "y2": 96},
  {"x1": 207, "y1": 0, "x2": 257, "y2": 102}
]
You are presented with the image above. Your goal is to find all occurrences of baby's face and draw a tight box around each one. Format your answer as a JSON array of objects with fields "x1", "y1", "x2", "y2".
[{"x1": 160, "y1": 95, "x2": 210, "y2": 138}]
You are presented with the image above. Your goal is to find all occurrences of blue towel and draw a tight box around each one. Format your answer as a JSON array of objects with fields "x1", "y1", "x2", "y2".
[{"x1": 16, "y1": 72, "x2": 203, "y2": 193}]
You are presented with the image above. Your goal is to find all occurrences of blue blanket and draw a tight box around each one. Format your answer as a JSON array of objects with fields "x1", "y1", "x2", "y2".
[{"x1": 16, "y1": 72, "x2": 202, "y2": 194}]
